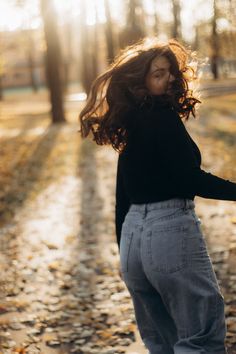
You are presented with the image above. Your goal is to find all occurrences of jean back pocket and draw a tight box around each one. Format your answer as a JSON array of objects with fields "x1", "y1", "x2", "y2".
[{"x1": 147, "y1": 225, "x2": 187, "y2": 273}]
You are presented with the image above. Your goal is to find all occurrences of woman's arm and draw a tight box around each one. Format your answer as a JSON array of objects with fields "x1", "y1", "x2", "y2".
[{"x1": 155, "y1": 108, "x2": 236, "y2": 201}]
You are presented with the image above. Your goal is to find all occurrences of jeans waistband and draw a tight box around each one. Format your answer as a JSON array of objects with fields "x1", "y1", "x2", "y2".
[{"x1": 129, "y1": 198, "x2": 195, "y2": 213}]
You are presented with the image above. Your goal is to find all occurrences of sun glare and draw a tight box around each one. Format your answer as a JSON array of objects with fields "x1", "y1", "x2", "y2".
[
  {"x1": 0, "y1": 0, "x2": 41, "y2": 31},
  {"x1": 0, "y1": 0, "x2": 213, "y2": 39},
  {"x1": 53, "y1": 0, "x2": 124, "y2": 26},
  {"x1": 0, "y1": 2, "x2": 23, "y2": 31}
]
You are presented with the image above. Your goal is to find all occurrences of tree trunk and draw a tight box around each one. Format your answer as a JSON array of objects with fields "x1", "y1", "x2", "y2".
[
  {"x1": 92, "y1": 7, "x2": 99, "y2": 79},
  {"x1": 79, "y1": 1, "x2": 98, "y2": 95},
  {"x1": 193, "y1": 25, "x2": 199, "y2": 51},
  {"x1": 0, "y1": 75, "x2": 3, "y2": 101},
  {"x1": 40, "y1": 0, "x2": 65, "y2": 123},
  {"x1": 28, "y1": 42, "x2": 38, "y2": 92},
  {"x1": 211, "y1": 0, "x2": 219, "y2": 79},
  {"x1": 152, "y1": 0, "x2": 159, "y2": 36},
  {"x1": 63, "y1": 20, "x2": 73, "y2": 94},
  {"x1": 104, "y1": 0, "x2": 115, "y2": 63},
  {"x1": 172, "y1": 0, "x2": 181, "y2": 40},
  {"x1": 0, "y1": 52, "x2": 4, "y2": 100},
  {"x1": 119, "y1": 0, "x2": 145, "y2": 48},
  {"x1": 79, "y1": 2, "x2": 90, "y2": 95},
  {"x1": 24, "y1": 30, "x2": 38, "y2": 92}
]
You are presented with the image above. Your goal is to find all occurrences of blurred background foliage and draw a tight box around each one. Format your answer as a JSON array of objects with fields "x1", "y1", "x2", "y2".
[{"x1": 1, "y1": 0, "x2": 236, "y2": 122}]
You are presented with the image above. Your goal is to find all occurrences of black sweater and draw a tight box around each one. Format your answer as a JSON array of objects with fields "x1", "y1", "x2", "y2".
[{"x1": 115, "y1": 103, "x2": 236, "y2": 250}]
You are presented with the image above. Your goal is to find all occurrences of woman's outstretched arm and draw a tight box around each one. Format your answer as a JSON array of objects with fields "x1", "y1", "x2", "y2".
[{"x1": 155, "y1": 108, "x2": 236, "y2": 201}]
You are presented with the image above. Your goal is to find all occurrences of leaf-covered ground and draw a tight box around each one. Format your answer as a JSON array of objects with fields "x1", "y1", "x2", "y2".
[{"x1": 0, "y1": 90, "x2": 236, "y2": 353}]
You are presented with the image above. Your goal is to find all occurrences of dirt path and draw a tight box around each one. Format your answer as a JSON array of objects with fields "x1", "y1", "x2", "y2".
[
  {"x1": 0, "y1": 92, "x2": 236, "y2": 353},
  {"x1": 0, "y1": 129, "x2": 137, "y2": 353}
]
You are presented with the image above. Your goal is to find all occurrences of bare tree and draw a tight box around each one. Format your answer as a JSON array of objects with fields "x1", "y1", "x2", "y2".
[
  {"x1": 211, "y1": 0, "x2": 219, "y2": 79},
  {"x1": 63, "y1": 19, "x2": 73, "y2": 94},
  {"x1": 79, "y1": 1, "x2": 98, "y2": 95},
  {"x1": 0, "y1": 76, "x2": 3, "y2": 101},
  {"x1": 92, "y1": 5, "x2": 99, "y2": 80},
  {"x1": 193, "y1": 25, "x2": 199, "y2": 51},
  {"x1": 25, "y1": 30, "x2": 38, "y2": 92},
  {"x1": 104, "y1": 0, "x2": 115, "y2": 63},
  {"x1": 119, "y1": 0, "x2": 146, "y2": 48},
  {"x1": 79, "y1": 1, "x2": 90, "y2": 94},
  {"x1": 40, "y1": 0, "x2": 65, "y2": 123},
  {"x1": 152, "y1": 0, "x2": 159, "y2": 36},
  {"x1": 0, "y1": 53, "x2": 4, "y2": 101},
  {"x1": 171, "y1": 0, "x2": 182, "y2": 39}
]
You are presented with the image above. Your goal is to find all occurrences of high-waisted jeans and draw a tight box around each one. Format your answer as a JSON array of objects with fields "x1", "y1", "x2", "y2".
[{"x1": 119, "y1": 198, "x2": 227, "y2": 354}]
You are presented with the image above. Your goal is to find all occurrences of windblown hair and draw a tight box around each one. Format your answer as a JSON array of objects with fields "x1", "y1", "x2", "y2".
[{"x1": 79, "y1": 37, "x2": 201, "y2": 153}]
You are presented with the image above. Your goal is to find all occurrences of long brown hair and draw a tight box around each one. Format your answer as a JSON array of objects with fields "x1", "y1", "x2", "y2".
[{"x1": 79, "y1": 37, "x2": 201, "y2": 153}]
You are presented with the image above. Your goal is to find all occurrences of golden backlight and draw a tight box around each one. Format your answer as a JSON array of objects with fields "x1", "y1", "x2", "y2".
[{"x1": 0, "y1": 0, "x2": 213, "y2": 42}]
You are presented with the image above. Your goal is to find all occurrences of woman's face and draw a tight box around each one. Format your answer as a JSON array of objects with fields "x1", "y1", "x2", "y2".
[{"x1": 145, "y1": 55, "x2": 175, "y2": 96}]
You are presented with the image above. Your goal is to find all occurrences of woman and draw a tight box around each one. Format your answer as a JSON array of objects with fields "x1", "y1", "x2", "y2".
[{"x1": 79, "y1": 38, "x2": 236, "y2": 354}]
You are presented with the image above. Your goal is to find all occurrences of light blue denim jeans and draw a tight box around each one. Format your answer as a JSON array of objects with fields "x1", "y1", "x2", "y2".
[{"x1": 120, "y1": 198, "x2": 227, "y2": 354}]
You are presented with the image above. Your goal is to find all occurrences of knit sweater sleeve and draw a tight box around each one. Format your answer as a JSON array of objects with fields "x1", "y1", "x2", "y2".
[
  {"x1": 155, "y1": 109, "x2": 236, "y2": 201},
  {"x1": 115, "y1": 154, "x2": 131, "y2": 251}
]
